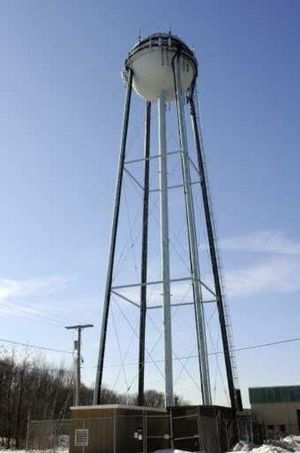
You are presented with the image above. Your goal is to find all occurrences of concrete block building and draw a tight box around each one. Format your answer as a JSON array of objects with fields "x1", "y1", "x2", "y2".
[{"x1": 249, "y1": 385, "x2": 300, "y2": 436}]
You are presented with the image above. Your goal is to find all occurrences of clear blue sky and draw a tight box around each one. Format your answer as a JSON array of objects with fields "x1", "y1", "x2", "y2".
[{"x1": 0, "y1": 0, "x2": 299, "y2": 407}]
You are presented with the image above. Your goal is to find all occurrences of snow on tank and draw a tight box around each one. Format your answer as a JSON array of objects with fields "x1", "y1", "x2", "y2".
[{"x1": 124, "y1": 32, "x2": 197, "y2": 102}]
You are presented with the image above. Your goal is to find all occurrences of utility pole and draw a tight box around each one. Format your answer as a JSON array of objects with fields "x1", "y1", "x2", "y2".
[{"x1": 65, "y1": 324, "x2": 94, "y2": 406}]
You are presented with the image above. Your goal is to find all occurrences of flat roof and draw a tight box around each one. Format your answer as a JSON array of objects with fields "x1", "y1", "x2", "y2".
[
  {"x1": 70, "y1": 404, "x2": 166, "y2": 413},
  {"x1": 249, "y1": 384, "x2": 300, "y2": 390},
  {"x1": 249, "y1": 385, "x2": 300, "y2": 404}
]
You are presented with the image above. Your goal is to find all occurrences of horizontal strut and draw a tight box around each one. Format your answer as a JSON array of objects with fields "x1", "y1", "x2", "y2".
[
  {"x1": 111, "y1": 276, "x2": 216, "y2": 297},
  {"x1": 150, "y1": 180, "x2": 200, "y2": 193},
  {"x1": 110, "y1": 299, "x2": 217, "y2": 310},
  {"x1": 147, "y1": 299, "x2": 216, "y2": 309},
  {"x1": 124, "y1": 150, "x2": 182, "y2": 165}
]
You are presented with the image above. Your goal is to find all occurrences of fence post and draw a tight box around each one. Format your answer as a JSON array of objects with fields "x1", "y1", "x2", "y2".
[
  {"x1": 143, "y1": 411, "x2": 147, "y2": 453},
  {"x1": 113, "y1": 411, "x2": 117, "y2": 453},
  {"x1": 25, "y1": 412, "x2": 31, "y2": 452},
  {"x1": 197, "y1": 408, "x2": 202, "y2": 452},
  {"x1": 169, "y1": 409, "x2": 174, "y2": 451},
  {"x1": 53, "y1": 420, "x2": 57, "y2": 453},
  {"x1": 250, "y1": 415, "x2": 254, "y2": 443},
  {"x1": 82, "y1": 417, "x2": 86, "y2": 453},
  {"x1": 215, "y1": 409, "x2": 221, "y2": 453}
]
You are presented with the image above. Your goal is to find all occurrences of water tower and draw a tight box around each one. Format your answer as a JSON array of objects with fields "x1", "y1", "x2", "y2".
[{"x1": 93, "y1": 32, "x2": 238, "y2": 412}]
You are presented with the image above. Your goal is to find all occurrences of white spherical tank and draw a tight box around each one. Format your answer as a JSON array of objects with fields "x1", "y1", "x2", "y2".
[{"x1": 124, "y1": 33, "x2": 197, "y2": 102}]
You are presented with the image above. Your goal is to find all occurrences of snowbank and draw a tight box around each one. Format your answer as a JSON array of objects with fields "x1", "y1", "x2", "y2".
[
  {"x1": 154, "y1": 450, "x2": 194, "y2": 453},
  {"x1": 154, "y1": 450, "x2": 197, "y2": 453},
  {"x1": 228, "y1": 435, "x2": 300, "y2": 452},
  {"x1": 0, "y1": 450, "x2": 68, "y2": 453}
]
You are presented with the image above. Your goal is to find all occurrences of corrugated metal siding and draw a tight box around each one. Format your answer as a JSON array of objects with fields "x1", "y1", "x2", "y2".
[{"x1": 249, "y1": 386, "x2": 300, "y2": 404}]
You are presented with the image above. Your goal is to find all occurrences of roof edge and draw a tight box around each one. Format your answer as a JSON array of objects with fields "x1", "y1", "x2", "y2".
[{"x1": 70, "y1": 404, "x2": 167, "y2": 412}]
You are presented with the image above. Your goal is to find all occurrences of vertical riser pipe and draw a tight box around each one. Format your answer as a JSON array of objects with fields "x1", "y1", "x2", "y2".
[{"x1": 158, "y1": 91, "x2": 174, "y2": 408}]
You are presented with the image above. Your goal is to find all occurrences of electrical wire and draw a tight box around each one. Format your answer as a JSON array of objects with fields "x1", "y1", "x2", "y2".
[
  {"x1": 0, "y1": 337, "x2": 72, "y2": 354},
  {"x1": 0, "y1": 296, "x2": 74, "y2": 328},
  {"x1": 82, "y1": 336, "x2": 300, "y2": 370}
]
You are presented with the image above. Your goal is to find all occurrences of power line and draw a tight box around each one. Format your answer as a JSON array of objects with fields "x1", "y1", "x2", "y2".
[
  {"x1": 82, "y1": 336, "x2": 300, "y2": 369},
  {"x1": 1, "y1": 336, "x2": 299, "y2": 368},
  {"x1": 175, "y1": 336, "x2": 300, "y2": 360},
  {"x1": 0, "y1": 337, "x2": 72, "y2": 354},
  {"x1": 0, "y1": 297, "x2": 72, "y2": 328},
  {"x1": 235, "y1": 337, "x2": 300, "y2": 353}
]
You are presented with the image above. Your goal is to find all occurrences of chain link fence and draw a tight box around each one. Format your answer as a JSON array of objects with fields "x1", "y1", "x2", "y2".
[
  {"x1": 26, "y1": 413, "x2": 199, "y2": 452},
  {"x1": 26, "y1": 409, "x2": 238, "y2": 452},
  {"x1": 26, "y1": 419, "x2": 70, "y2": 452}
]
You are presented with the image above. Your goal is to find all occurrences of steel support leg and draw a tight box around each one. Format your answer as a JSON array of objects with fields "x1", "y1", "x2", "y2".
[
  {"x1": 158, "y1": 91, "x2": 174, "y2": 408},
  {"x1": 189, "y1": 90, "x2": 237, "y2": 411},
  {"x1": 93, "y1": 69, "x2": 133, "y2": 405},
  {"x1": 174, "y1": 56, "x2": 212, "y2": 405},
  {"x1": 138, "y1": 101, "x2": 151, "y2": 406}
]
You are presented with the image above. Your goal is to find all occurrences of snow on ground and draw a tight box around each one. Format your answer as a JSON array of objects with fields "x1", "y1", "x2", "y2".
[
  {"x1": 0, "y1": 451, "x2": 68, "y2": 453},
  {"x1": 1, "y1": 438, "x2": 300, "y2": 453},
  {"x1": 154, "y1": 450, "x2": 194, "y2": 453},
  {"x1": 228, "y1": 435, "x2": 300, "y2": 452},
  {"x1": 0, "y1": 449, "x2": 201, "y2": 453}
]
